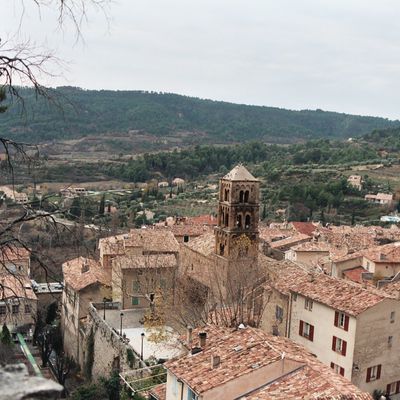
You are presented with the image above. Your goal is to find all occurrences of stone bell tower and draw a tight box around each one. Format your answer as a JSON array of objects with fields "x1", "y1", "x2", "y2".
[{"x1": 214, "y1": 164, "x2": 260, "y2": 262}]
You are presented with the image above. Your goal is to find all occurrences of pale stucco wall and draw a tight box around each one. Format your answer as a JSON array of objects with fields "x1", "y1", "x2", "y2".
[
  {"x1": 289, "y1": 293, "x2": 356, "y2": 381},
  {"x1": 352, "y1": 298, "x2": 400, "y2": 394}
]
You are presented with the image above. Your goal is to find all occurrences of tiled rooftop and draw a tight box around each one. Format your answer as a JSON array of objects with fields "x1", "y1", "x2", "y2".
[
  {"x1": 184, "y1": 232, "x2": 215, "y2": 257},
  {"x1": 0, "y1": 246, "x2": 30, "y2": 262},
  {"x1": 126, "y1": 229, "x2": 180, "y2": 253},
  {"x1": 290, "y1": 221, "x2": 318, "y2": 236},
  {"x1": 165, "y1": 325, "x2": 371, "y2": 399},
  {"x1": 99, "y1": 229, "x2": 180, "y2": 256},
  {"x1": 334, "y1": 242, "x2": 400, "y2": 264},
  {"x1": 62, "y1": 257, "x2": 111, "y2": 292},
  {"x1": 222, "y1": 164, "x2": 258, "y2": 181},
  {"x1": 289, "y1": 270, "x2": 392, "y2": 316},
  {"x1": 343, "y1": 267, "x2": 369, "y2": 284},
  {"x1": 0, "y1": 274, "x2": 37, "y2": 301},
  {"x1": 269, "y1": 234, "x2": 311, "y2": 249},
  {"x1": 112, "y1": 254, "x2": 177, "y2": 270}
]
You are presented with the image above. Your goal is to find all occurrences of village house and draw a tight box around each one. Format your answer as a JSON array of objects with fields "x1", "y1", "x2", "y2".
[
  {"x1": 150, "y1": 325, "x2": 371, "y2": 400},
  {"x1": 61, "y1": 257, "x2": 111, "y2": 365},
  {"x1": 285, "y1": 241, "x2": 332, "y2": 266},
  {"x1": 97, "y1": 229, "x2": 180, "y2": 310},
  {"x1": 0, "y1": 274, "x2": 37, "y2": 336},
  {"x1": 263, "y1": 259, "x2": 400, "y2": 396},
  {"x1": 365, "y1": 192, "x2": 394, "y2": 206},
  {"x1": 332, "y1": 242, "x2": 400, "y2": 281},
  {"x1": 14, "y1": 192, "x2": 29, "y2": 205},
  {"x1": 172, "y1": 177, "x2": 185, "y2": 187},
  {"x1": 0, "y1": 246, "x2": 31, "y2": 276},
  {"x1": 348, "y1": 175, "x2": 363, "y2": 191}
]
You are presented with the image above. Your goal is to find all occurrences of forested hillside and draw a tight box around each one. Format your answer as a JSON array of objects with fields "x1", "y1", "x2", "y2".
[
  {"x1": 362, "y1": 127, "x2": 400, "y2": 150},
  {"x1": 1, "y1": 87, "x2": 398, "y2": 144}
]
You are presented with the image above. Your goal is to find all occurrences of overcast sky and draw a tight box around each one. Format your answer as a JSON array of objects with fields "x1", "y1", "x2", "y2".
[{"x1": 2, "y1": 0, "x2": 400, "y2": 119}]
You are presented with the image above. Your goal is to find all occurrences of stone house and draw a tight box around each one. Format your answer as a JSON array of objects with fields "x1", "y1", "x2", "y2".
[
  {"x1": 365, "y1": 193, "x2": 394, "y2": 205},
  {"x1": 348, "y1": 175, "x2": 363, "y2": 191},
  {"x1": 149, "y1": 325, "x2": 371, "y2": 400},
  {"x1": 0, "y1": 274, "x2": 37, "y2": 335},
  {"x1": 99, "y1": 229, "x2": 180, "y2": 310},
  {"x1": 61, "y1": 257, "x2": 111, "y2": 365}
]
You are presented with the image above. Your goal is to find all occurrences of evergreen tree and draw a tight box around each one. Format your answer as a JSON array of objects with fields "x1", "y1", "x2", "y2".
[
  {"x1": 1, "y1": 323, "x2": 12, "y2": 345},
  {"x1": 99, "y1": 194, "x2": 105, "y2": 215},
  {"x1": 262, "y1": 203, "x2": 267, "y2": 220}
]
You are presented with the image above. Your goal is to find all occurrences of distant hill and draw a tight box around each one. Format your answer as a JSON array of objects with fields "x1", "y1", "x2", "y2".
[{"x1": 1, "y1": 87, "x2": 399, "y2": 145}]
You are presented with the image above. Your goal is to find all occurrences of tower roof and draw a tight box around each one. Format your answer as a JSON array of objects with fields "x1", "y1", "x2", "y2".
[{"x1": 223, "y1": 164, "x2": 258, "y2": 181}]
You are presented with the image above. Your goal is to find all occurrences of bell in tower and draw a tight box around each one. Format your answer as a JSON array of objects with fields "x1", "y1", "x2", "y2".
[{"x1": 214, "y1": 164, "x2": 260, "y2": 262}]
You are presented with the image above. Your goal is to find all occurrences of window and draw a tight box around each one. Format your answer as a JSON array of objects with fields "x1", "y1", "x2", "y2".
[
  {"x1": 366, "y1": 261, "x2": 370, "y2": 270},
  {"x1": 386, "y1": 381, "x2": 400, "y2": 395},
  {"x1": 187, "y1": 387, "x2": 198, "y2": 400},
  {"x1": 244, "y1": 191, "x2": 249, "y2": 203},
  {"x1": 132, "y1": 281, "x2": 140, "y2": 292},
  {"x1": 183, "y1": 235, "x2": 189, "y2": 243},
  {"x1": 245, "y1": 215, "x2": 251, "y2": 229},
  {"x1": 388, "y1": 336, "x2": 393, "y2": 347},
  {"x1": 12, "y1": 305, "x2": 19, "y2": 314},
  {"x1": 131, "y1": 297, "x2": 139, "y2": 306},
  {"x1": 24, "y1": 304, "x2": 30, "y2": 314},
  {"x1": 0, "y1": 305, "x2": 6, "y2": 315},
  {"x1": 332, "y1": 336, "x2": 347, "y2": 356},
  {"x1": 299, "y1": 320, "x2": 314, "y2": 341},
  {"x1": 275, "y1": 305, "x2": 283, "y2": 322},
  {"x1": 292, "y1": 293, "x2": 297, "y2": 301},
  {"x1": 330, "y1": 362, "x2": 345, "y2": 376},
  {"x1": 390, "y1": 311, "x2": 395, "y2": 323},
  {"x1": 304, "y1": 298, "x2": 313, "y2": 311},
  {"x1": 160, "y1": 279, "x2": 166, "y2": 289},
  {"x1": 366, "y1": 365, "x2": 382, "y2": 382},
  {"x1": 334, "y1": 311, "x2": 349, "y2": 331}
]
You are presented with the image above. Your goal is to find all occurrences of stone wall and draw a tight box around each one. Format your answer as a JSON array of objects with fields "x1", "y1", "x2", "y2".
[{"x1": 84, "y1": 304, "x2": 142, "y2": 380}]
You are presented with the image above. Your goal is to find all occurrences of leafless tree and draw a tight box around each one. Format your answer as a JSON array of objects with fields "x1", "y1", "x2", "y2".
[{"x1": 0, "y1": 0, "x2": 111, "y2": 319}]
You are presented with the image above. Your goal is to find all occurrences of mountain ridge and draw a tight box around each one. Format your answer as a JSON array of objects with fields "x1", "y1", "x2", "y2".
[{"x1": 1, "y1": 87, "x2": 399, "y2": 146}]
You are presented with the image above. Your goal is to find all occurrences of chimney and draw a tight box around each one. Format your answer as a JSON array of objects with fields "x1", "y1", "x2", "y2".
[
  {"x1": 187, "y1": 326, "x2": 193, "y2": 347},
  {"x1": 81, "y1": 261, "x2": 89, "y2": 273},
  {"x1": 199, "y1": 332, "x2": 207, "y2": 347},
  {"x1": 211, "y1": 354, "x2": 221, "y2": 369}
]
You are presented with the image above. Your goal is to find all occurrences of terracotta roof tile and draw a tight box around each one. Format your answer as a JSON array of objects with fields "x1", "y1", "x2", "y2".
[
  {"x1": 166, "y1": 325, "x2": 371, "y2": 399},
  {"x1": 343, "y1": 267, "x2": 369, "y2": 284},
  {"x1": 291, "y1": 222, "x2": 318, "y2": 236},
  {"x1": 0, "y1": 246, "x2": 30, "y2": 262},
  {"x1": 0, "y1": 275, "x2": 37, "y2": 300},
  {"x1": 62, "y1": 257, "x2": 111, "y2": 292},
  {"x1": 290, "y1": 271, "x2": 392, "y2": 316},
  {"x1": 223, "y1": 164, "x2": 258, "y2": 181},
  {"x1": 112, "y1": 254, "x2": 177, "y2": 269},
  {"x1": 184, "y1": 232, "x2": 215, "y2": 257}
]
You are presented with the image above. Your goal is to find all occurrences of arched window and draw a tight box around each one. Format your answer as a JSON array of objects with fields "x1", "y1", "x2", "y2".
[
  {"x1": 220, "y1": 243, "x2": 225, "y2": 256},
  {"x1": 224, "y1": 189, "x2": 230, "y2": 202},
  {"x1": 236, "y1": 214, "x2": 242, "y2": 228},
  {"x1": 245, "y1": 215, "x2": 251, "y2": 229},
  {"x1": 225, "y1": 213, "x2": 229, "y2": 226},
  {"x1": 244, "y1": 190, "x2": 249, "y2": 202},
  {"x1": 239, "y1": 190, "x2": 244, "y2": 203}
]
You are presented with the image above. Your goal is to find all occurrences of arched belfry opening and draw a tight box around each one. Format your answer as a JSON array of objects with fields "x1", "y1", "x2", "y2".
[{"x1": 215, "y1": 164, "x2": 260, "y2": 261}]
